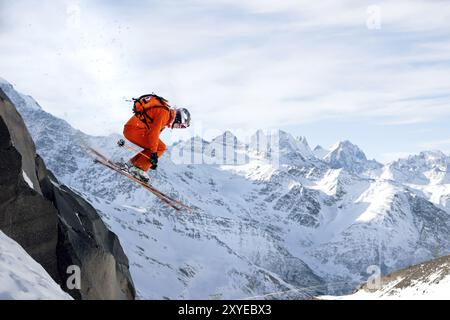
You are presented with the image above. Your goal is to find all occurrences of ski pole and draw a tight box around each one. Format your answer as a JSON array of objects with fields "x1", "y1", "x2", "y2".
[{"x1": 117, "y1": 139, "x2": 151, "y2": 160}]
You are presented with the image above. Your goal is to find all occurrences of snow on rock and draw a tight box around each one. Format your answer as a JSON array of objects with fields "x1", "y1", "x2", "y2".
[
  {"x1": 22, "y1": 170, "x2": 35, "y2": 189},
  {"x1": 0, "y1": 80, "x2": 42, "y2": 112},
  {"x1": 0, "y1": 231, "x2": 72, "y2": 300}
]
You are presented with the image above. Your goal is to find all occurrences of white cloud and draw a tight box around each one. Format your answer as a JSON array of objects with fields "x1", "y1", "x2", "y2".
[{"x1": 0, "y1": 0, "x2": 450, "y2": 143}]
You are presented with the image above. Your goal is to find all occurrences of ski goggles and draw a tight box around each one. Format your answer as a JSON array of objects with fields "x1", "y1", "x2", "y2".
[{"x1": 172, "y1": 122, "x2": 189, "y2": 129}]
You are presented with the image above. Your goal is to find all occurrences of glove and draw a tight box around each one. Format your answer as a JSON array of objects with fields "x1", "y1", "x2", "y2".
[
  {"x1": 117, "y1": 139, "x2": 125, "y2": 147},
  {"x1": 149, "y1": 153, "x2": 158, "y2": 170}
]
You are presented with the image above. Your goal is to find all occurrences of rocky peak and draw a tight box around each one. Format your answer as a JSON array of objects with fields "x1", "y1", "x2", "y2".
[
  {"x1": 385, "y1": 150, "x2": 450, "y2": 185},
  {"x1": 313, "y1": 145, "x2": 328, "y2": 159},
  {"x1": 324, "y1": 140, "x2": 381, "y2": 174}
]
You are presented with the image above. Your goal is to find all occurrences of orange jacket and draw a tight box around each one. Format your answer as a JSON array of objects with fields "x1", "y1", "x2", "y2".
[{"x1": 123, "y1": 107, "x2": 175, "y2": 154}]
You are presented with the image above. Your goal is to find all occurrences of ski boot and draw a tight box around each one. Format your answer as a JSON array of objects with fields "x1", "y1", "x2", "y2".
[
  {"x1": 116, "y1": 161, "x2": 150, "y2": 183},
  {"x1": 128, "y1": 165, "x2": 150, "y2": 183}
]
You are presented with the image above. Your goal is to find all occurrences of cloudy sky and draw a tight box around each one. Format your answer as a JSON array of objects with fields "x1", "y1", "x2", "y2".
[{"x1": 1, "y1": 0, "x2": 450, "y2": 162}]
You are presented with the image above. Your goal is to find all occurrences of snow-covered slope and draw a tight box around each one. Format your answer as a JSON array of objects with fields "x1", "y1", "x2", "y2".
[
  {"x1": 0, "y1": 231, "x2": 71, "y2": 300},
  {"x1": 327, "y1": 254, "x2": 450, "y2": 300},
  {"x1": 2, "y1": 79, "x2": 450, "y2": 299}
]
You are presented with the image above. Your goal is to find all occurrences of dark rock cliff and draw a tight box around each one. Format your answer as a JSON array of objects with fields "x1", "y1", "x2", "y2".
[{"x1": 0, "y1": 87, "x2": 135, "y2": 300}]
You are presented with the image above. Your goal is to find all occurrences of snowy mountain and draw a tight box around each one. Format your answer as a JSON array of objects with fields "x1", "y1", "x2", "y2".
[
  {"x1": 313, "y1": 145, "x2": 329, "y2": 159},
  {"x1": 327, "y1": 254, "x2": 450, "y2": 299},
  {"x1": 382, "y1": 151, "x2": 450, "y2": 185},
  {"x1": 381, "y1": 151, "x2": 450, "y2": 213},
  {"x1": 324, "y1": 140, "x2": 382, "y2": 174},
  {"x1": 2, "y1": 78, "x2": 450, "y2": 299}
]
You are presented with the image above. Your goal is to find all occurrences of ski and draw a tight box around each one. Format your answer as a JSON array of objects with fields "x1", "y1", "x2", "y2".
[
  {"x1": 93, "y1": 157, "x2": 182, "y2": 211},
  {"x1": 86, "y1": 147, "x2": 193, "y2": 212}
]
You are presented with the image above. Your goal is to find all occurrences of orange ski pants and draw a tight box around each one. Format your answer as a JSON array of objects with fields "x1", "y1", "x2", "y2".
[{"x1": 123, "y1": 125, "x2": 166, "y2": 172}]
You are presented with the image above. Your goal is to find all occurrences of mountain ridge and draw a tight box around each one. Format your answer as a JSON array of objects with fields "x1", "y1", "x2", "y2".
[{"x1": 2, "y1": 78, "x2": 450, "y2": 299}]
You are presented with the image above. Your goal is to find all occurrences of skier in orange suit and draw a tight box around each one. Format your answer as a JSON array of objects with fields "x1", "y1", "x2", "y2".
[{"x1": 121, "y1": 94, "x2": 190, "y2": 182}]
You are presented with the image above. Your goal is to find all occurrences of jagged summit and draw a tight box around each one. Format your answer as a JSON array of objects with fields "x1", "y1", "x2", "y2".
[
  {"x1": 324, "y1": 140, "x2": 382, "y2": 174},
  {"x1": 275, "y1": 130, "x2": 314, "y2": 160},
  {"x1": 383, "y1": 149, "x2": 450, "y2": 185},
  {"x1": 313, "y1": 145, "x2": 328, "y2": 159}
]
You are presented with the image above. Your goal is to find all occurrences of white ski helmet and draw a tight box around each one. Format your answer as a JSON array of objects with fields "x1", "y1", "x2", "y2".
[{"x1": 173, "y1": 108, "x2": 191, "y2": 128}]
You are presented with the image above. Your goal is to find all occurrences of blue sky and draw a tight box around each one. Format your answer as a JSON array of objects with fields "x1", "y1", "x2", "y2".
[{"x1": 1, "y1": 0, "x2": 450, "y2": 162}]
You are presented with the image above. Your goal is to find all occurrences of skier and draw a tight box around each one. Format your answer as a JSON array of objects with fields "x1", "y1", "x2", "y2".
[{"x1": 119, "y1": 94, "x2": 190, "y2": 182}]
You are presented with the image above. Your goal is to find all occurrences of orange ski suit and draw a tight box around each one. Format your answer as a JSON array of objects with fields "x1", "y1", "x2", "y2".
[{"x1": 123, "y1": 106, "x2": 175, "y2": 171}]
